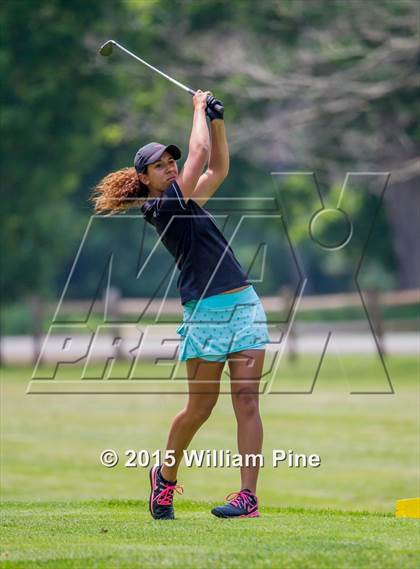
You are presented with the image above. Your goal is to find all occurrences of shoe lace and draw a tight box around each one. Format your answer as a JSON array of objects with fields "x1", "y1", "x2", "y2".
[
  {"x1": 225, "y1": 490, "x2": 255, "y2": 509},
  {"x1": 155, "y1": 482, "x2": 184, "y2": 506}
]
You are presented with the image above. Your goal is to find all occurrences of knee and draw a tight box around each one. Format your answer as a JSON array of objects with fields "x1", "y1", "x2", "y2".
[
  {"x1": 185, "y1": 397, "x2": 218, "y2": 425},
  {"x1": 232, "y1": 389, "x2": 259, "y2": 418}
]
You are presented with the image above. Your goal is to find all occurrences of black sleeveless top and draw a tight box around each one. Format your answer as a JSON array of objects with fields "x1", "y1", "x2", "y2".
[{"x1": 141, "y1": 181, "x2": 250, "y2": 305}]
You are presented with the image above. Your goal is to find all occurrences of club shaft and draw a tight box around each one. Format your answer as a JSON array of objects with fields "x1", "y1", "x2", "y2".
[{"x1": 112, "y1": 41, "x2": 195, "y2": 96}]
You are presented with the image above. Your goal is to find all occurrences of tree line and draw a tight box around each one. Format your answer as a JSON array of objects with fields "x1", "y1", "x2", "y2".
[{"x1": 1, "y1": 0, "x2": 418, "y2": 303}]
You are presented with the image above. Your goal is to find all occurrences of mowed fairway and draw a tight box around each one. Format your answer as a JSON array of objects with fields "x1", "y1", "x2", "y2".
[
  {"x1": 2, "y1": 501, "x2": 419, "y2": 569},
  {"x1": 1, "y1": 355, "x2": 419, "y2": 568}
]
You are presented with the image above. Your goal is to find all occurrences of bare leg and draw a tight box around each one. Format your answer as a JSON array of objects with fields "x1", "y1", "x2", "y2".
[
  {"x1": 228, "y1": 349, "x2": 265, "y2": 494},
  {"x1": 160, "y1": 357, "x2": 225, "y2": 482}
]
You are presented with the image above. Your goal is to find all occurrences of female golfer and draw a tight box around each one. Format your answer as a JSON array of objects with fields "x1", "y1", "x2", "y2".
[{"x1": 92, "y1": 90, "x2": 270, "y2": 519}]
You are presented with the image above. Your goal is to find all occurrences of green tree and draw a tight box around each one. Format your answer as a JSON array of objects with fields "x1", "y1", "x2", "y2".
[{"x1": 0, "y1": 0, "x2": 127, "y2": 301}]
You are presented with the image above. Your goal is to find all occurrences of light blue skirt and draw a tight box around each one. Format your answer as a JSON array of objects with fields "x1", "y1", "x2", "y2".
[{"x1": 176, "y1": 285, "x2": 270, "y2": 362}]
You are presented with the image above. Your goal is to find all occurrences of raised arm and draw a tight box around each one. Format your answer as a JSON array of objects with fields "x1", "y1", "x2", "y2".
[
  {"x1": 191, "y1": 99, "x2": 229, "y2": 207},
  {"x1": 176, "y1": 90, "x2": 210, "y2": 204}
]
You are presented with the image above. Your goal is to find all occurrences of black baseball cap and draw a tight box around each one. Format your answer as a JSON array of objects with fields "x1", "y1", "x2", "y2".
[{"x1": 134, "y1": 142, "x2": 181, "y2": 173}]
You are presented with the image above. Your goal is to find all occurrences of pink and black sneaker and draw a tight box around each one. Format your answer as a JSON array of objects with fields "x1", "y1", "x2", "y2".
[
  {"x1": 149, "y1": 464, "x2": 183, "y2": 520},
  {"x1": 211, "y1": 489, "x2": 260, "y2": 518}
]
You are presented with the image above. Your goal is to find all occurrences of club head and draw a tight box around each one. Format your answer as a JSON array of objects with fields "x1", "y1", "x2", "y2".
[{"x1": 99, "y1": 40, "x2": 115, "y2": 57}]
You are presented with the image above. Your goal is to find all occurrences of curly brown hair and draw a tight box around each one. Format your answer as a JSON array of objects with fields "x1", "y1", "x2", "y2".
[{"x1": 91, "y1": 167, "x2": 149, "y2": 214}]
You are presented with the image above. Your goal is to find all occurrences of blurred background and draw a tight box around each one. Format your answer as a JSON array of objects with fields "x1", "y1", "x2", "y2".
[
  {"x1": 1, "y1": 0, "x2": 419, "y2": 343},
  {"x1": 0, "y1": 0, "x2": 419, "y2": 511}
]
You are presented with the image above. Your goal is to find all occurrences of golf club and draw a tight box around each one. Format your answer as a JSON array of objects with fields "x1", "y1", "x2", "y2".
[{"x1": 99, "y1": 40, "x2": 223, "y2": 114}]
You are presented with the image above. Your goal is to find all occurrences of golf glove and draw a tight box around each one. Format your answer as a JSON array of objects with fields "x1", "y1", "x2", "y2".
[{"x1": 206, "y1": 95, "x2": 224, "y2": 121}]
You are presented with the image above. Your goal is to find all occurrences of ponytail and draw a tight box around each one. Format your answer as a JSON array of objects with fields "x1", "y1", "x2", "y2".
[{"x1": 91, "y1": 167, "x2": 148, "y2": 214}]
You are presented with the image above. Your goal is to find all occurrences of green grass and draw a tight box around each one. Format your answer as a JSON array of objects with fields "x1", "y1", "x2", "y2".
[
  {"x1": 1, "y1": 500, "x2": 419, "y2": 568},
  {"x1": 1, "y1": 356, "x2": 419, "y2": 567}
]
